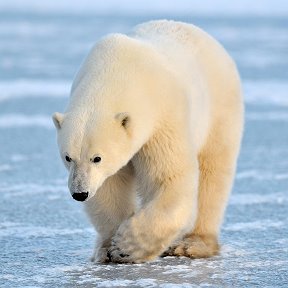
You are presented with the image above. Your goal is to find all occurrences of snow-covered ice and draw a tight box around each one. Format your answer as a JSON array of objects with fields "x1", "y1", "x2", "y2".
[{"x1": 0, "y1": 5, "x2": 288, "y2": 288}]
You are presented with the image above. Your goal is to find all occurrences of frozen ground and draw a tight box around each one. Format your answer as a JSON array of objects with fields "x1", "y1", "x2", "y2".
[{"x1": 0, "y1": 9, "x2": 288, "y2": 288}]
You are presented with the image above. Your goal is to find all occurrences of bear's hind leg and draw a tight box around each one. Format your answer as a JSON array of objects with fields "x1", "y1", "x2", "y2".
[{"x1": 163, "y1": 121, "x2": 241, "y2": 258}]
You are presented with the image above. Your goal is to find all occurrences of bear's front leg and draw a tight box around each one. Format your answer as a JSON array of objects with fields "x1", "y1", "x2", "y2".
[
  {"x1": 91, "y1": 237, "x2": 111, "y2": 263},
  {"x1": 85, "y1": 163, "x2": 136, "y2": 263},
  {"x1": 108, "y1": 170, "x2": 198, "y2": 263}
]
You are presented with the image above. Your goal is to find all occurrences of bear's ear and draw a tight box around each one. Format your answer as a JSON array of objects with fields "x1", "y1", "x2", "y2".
[
  {"x1": 52, "y1": 112, "x2": 64, "y2": 130},
  {"x1": 115, "y1": 112, "x2": 130, "y2": 130}
]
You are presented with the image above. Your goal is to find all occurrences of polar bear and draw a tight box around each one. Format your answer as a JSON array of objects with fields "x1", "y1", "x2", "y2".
[{"x1": 53, "y1": 20, "x2": 243, "y2": 263}]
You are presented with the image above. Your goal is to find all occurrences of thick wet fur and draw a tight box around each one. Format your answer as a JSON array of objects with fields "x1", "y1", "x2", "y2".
[{"x1": 53, "y1": 20, "x2": 243, "y2": 263}]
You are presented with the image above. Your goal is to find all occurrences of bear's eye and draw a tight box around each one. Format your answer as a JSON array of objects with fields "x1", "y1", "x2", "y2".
[
  {"x1": 65, "y1": 155, "x2": 72, "y2": 162},
  {"x1": 92, "y1": 156, "x2": 101, "y2": 163}
]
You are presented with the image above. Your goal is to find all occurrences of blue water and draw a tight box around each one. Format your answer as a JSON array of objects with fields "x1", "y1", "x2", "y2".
[{"x1": 0, "y1": 11, "x2": 288, "y2": 287}]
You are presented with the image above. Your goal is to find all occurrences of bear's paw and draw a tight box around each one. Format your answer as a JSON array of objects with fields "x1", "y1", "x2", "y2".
[
  {"x1": 162, "y1": 234, "x2": 219, "y2": 259},
  {"x1": 108, "y1": 220, "x2": 160, "y2": 264}
]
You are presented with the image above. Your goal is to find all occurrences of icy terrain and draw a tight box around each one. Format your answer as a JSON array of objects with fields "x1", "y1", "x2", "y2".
[{"x1": 0, "y1": 7, "x2": 288, "y2": 288}]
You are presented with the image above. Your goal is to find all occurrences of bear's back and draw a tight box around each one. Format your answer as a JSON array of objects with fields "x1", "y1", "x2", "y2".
[
  {"x1": 133, "y1": 20, "x2": 206, "y2": 50},
  {"x1": 133, "y1": 20, "x2": 237, "y2": 82}
]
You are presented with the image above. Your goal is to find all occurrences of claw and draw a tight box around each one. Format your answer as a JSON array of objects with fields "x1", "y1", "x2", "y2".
[
  {"x1": 106, "y1": 250, "x2": 112, "y2": 261},
  {"x1": 119, "y1": 253, "x2": 129, "y2": 258},
  {"x1": 107, "y1": 246, "x2": 131, "y2": 263}
]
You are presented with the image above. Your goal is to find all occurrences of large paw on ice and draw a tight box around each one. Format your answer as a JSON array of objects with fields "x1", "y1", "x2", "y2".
[{"x1": 162, "y1": 234, "x2": 219, "y2": 258}]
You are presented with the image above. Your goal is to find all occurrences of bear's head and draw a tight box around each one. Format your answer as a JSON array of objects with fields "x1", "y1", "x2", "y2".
[
  {"x1": 52, "y1": 110, "x2": 135, "y2": 202},
  {"x1": 52, "y1": 34, "x2": 174, "y2": 202}
]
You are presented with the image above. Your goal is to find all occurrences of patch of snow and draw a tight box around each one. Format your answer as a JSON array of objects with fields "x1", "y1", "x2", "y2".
[
  {"x1": 275, "y1": 173, "x2": 288, "y2": 180},
  {"x1": 0, "y1": 80, "x2": 69, "y2": 102},
  {"x1": 243, "y1": 81, "x2": 288, "y2": 107},
  {"x1": 236, "y1": 170, "x2": 288, "y2": 181},
  {"x1": 0, "y1": 221, "x2": 21, "y2": 228},
  {"x1": 10, "y1": 154, "x2": 28, "y2": 162},
  {"x1": 221, "y1": 245, "x2": 248, "y2": 257},
  {"x1": 224, "y1": 220, "x2": 284, "y2": 232},
  {"x1": 0, "y1": 274, "x2": 15, "y2": 280},
  {"x1": 134, "y1": 279, "x2": 158, "y2": 287},
  {"x1": 0, "y1": 183, "x2": 67, "y2": 196},
  {"x1": 0, "y1": 164, "x2": 12, "y2": 172},
  {"x1": 0, "y1": 22, "x2": 59, "y2": 37},
  {"x1": 0, "y1": 223, "x2": 94, "y2": 238},
  {"x1": 46, "y1": 195, "x2": 62, "y2": 200},
  {"x1": 236, "y1": 170, "x2": 263, "y2": 180},
  {"x1": 229, "y1": 193, "x2": 286, "y2": 205},
  {"x1": 44, "y1": 265, "x2": 87, "y2": 274},
  {"x1": 96, "y1": 279, "x2": 134, "y2": 287},
  {"x1": 0, "y1": 0, "x2": 287, "y2": 16},
  {"x1": 160, "y1": 284, "x2": 196, "y2": 288},
  {"x1": 275, "y1": 238, "x2": 288, "y2": 244},
  {"x1": 0, "y1": 114, "x2": 54, "y2": 129},
  {"x1": 162, "y1": 265, "x2": 198, "y2": 276},
  {"x1": 246, "y1": 112, "x2": 288, "y2": 121}
]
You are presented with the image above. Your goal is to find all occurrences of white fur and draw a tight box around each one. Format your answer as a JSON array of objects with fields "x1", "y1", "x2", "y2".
[{"x1": 53, "y1": 20, "x2": 243, "y2": 263}]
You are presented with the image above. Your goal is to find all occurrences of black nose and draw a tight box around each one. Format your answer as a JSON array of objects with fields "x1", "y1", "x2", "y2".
[{"x1": 72, "y1": 192, "x2": 89, "y2": 202}]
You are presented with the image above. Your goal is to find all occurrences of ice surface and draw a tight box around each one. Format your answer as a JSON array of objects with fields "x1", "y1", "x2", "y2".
[
  {"x1": 0, "y1": 0, "x2": 288, "y2": 16},
  {"x1": 0, "y1": 114, "x2": 54, "y2": 129},
  {"x1": 0, "y1": 9, "x2": 288, "y2": 288},
  {"x1": 0, "y1": 80, "x2": 70, "y2": 102}
]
